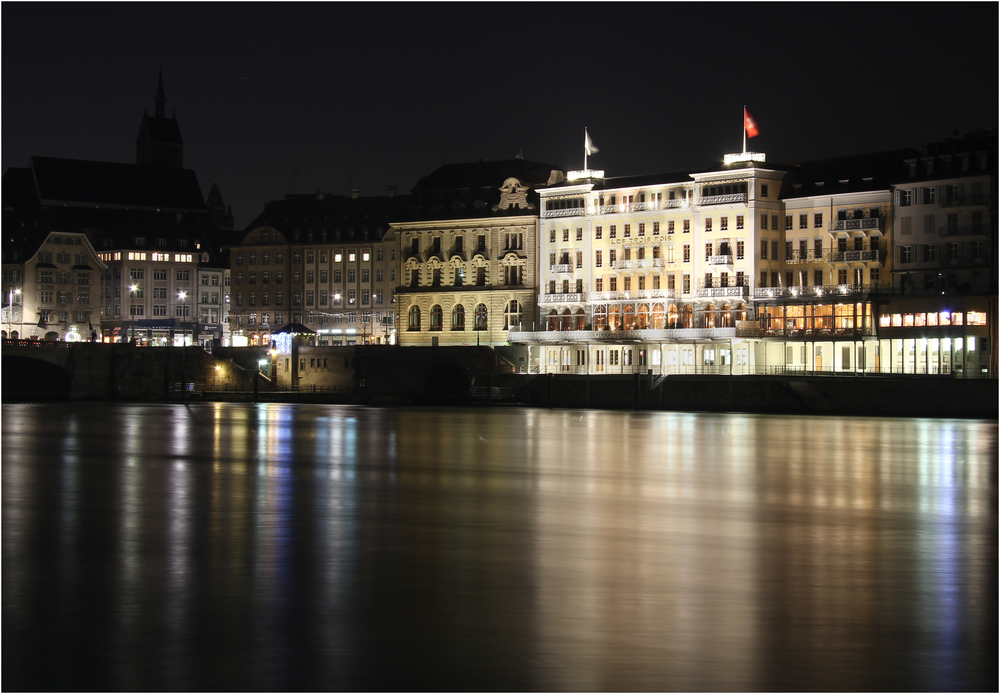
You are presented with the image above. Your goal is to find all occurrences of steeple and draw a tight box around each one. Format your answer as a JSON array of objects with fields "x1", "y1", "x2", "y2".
[
  {"x1": 136, "y1": 67, "x2": 183, "y2": 168},
  {"x1": 154, "y1": 66, "x2": 167, "y2": 118}
]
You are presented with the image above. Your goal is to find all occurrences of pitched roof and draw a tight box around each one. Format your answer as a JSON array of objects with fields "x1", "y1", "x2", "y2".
[
  {"x1": 242, "y1": 190, "x2": 410, "y2": 241},
  {"x1": 29, "y1": 156, "x2": 205, "y2": 210}
]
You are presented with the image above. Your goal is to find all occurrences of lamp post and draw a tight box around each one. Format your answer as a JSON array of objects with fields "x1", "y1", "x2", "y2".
[
  {"x1": 129, "y1": 284, "x2": 139, "y2": 343},
  {"x1": 6, "y1": 287, "x2": 20, "y2": 339},
  {"x1": 178, "y1": 291, "x2": 188, "y2": 393},
  {"x1": 177, "y1": 291, "x2": 188, "y2": 347}
]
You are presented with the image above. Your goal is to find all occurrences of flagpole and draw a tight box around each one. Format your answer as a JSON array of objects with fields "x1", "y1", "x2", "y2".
[
  {"x1": 742, "y1": 106, "x2": 746, "y2": 154},
  {"x1": 584, "y1": 127, "x2": 588, "y2": 171}
]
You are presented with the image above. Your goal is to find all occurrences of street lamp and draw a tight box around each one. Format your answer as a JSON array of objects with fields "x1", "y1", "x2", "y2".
[
  {"x1": 6, "y1": 287, "x2": 20, "y2": 339},
  {"x1": 177, "y1": 291, "x2": 188, "y2": 347},
  {"x1": 129, "y1": 284, "x2": 139, "y2": 343}
]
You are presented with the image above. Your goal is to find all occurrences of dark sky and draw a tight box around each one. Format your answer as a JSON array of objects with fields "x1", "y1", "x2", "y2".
[{"x1": 3, "y1": 2, "x2": 997, "y2": 229}]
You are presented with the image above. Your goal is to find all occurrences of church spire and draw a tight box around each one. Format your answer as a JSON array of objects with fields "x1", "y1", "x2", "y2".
[{"x1": 154, "y1": 65, "x2": 166, "y2": 118}]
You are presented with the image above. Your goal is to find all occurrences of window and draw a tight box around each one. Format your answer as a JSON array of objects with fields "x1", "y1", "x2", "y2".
[
  {"x1": 610, "y1": 225, "x2": 617, "y2": 239},
  {"x1": 771, "y1": 215, "x2": 779, "y2": 230},
  {"x1": 899, "y1": 246, "x2": 913, "y2": 263},
  {"x1": 177, "y1": 270, "x2": 190, "y2": 281},
  {"x1": 705, "y1": 218, "x2": 712, "y2": 232},
  {"x1": 761, "y1": 240, "x2": 768, "y2": 259},
  {"x1": 474, "y1": 304, "x2": 488, "y2": 330},
  {"x1": 595, "y1": 226, "x2": 603, "y2": 240},
  {"x1": 771, "y1": 241, "x2": 778, "y2": 260},
  {"x1": 720, "y1": 217, "x2": 728, "y2": 231},
  {"x1": 683, "y1": 245, "x2": 690, "y2": 262},
  {"x1": 814, "y1": 270, "x2": 823, "y2": 286},
  {"x1": 408, "y1": 305, "x2": 421, "y2": 330},
  {"x1": 683, "y1": 219, "x2": 690, "y2": 233},
  {"x1": 736, "y1": 240, "x2": 744, "y2": 260},
  {"x1": 814, "y1": 212, "x2": 823, "y2": 228},
  {"x1": 682, "y1": 274, "x2": 690, "y2": 294},
  {"x1": 595, "y1": 250, "x2": 602, "y2": 268},
  {"x1": 576, "y1": 227, "x2": 583, "y2": 241},
  {"x1": 761, "y1": 184, "x2": 769, "y2": 198},
  {"x1": 785, "y1": 215, "x2": 792, "y2": 230},
  {"x1": 624, "y1": 224, "x2": 631, "y2": 237},
  {"x1": 799, "y1": 214, "x2": 808, "y2": 229},
  {"x1": 452, "y1": 304, "x2": 465, "y2": 330},
  {"x1": 667, "y1": 221, "x2": 675, "y2": 234},
  {"x1": 761, "y1": 213, "x2": 768, "y2": 230},
  {"x1": 653, "y1": 222, "x2": 660, "y2": 235},
  {"x1": 430, "y1": 305, "x2": 443, "y2": 331}
]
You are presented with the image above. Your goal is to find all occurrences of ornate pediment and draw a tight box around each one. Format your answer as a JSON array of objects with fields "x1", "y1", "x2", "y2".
[{"x1": 493, "y1": 178, "x2": 535, "y2": 211}]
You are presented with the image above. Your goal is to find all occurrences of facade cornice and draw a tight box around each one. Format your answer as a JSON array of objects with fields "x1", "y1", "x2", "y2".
[{"x1": 390, "y1": 215, "x2": 539, "y2": 231}]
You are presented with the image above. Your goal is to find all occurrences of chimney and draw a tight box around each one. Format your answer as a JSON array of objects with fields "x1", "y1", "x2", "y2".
[{"x1": 351, "y1": 188, "x2": 361, "y2": 199}]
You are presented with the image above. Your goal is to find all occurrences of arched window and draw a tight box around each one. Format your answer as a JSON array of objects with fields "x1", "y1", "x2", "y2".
[
  {"x1": 452, "y1": 304, "x2": 465, "y2": 330},
  {"x1": 574, "y1": 308, "x2": 586, "y2": 330},
  {"x1": 720, "y1": 303, "x2": 732, "y2": 328},
  {"x1": 504, "y1": 299, "x2": 521, "y2": 330},
  {"x1": 681, "y1": 305, "x2": 693, "y2": 329},
  {"x1": 408, "y1": 305, "x2": 421, "y2": 331},
  {"x1": 474, "y1": 303, "x2": 488, "y2": 330},
  {"x1": 704, "y1": 304, "x2": 716, "y2": 328},
  {"x1": 667, "y1": 304, "x2": 678, "y2": 329},
  {"x1": 560, "y1": 309, "x2": 572, "y2": 331},
  {"x1": 735, "y1": 303, "x2": 747, "y2": 322},
  {"x1": 622, "y1": 305, "x2": 636, "y2": 330},
  {"x1": 636, "y1": 303, "x2": 650, "y2": 329},
  {"x1": 652, "y1": 304, "x2": 666, "y2": 329},
  {"x1": 594, "y1": 305, "x2": 608, "y2": 330},
  {"x1": 430, "y1": 304, "x2": 443, "y2": 331},
  {"x1": 608, "y1": 305, "x2": 621, "y2": 330},
  {"x1": 547, "y1": 309, "x2": 559, "y2": 331}
]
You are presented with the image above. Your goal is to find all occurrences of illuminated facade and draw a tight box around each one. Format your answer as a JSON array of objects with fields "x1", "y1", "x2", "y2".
[
  {"x1": 878, "y1": 131, "x2": 997, "y2": 376},
  {"x1": 393, "y1": 160, "x2": 563, "y2": 348},
  {"x1": 2, "y1": 230, "x2": 105, "y2": 341},
  {"x1": 511, "y1": 145, "x2": 995, "y2": 377},
  {"x1": 229, "y1": 189, "x2": 404, "y2": 346}
]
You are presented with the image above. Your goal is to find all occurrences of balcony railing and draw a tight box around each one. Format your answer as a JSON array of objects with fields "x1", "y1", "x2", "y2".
[
  {"x1": 829, "y1": 218, "x2": 881, "y2": 232},
  {"x1": 708, "y1": 254, "x2": 733, "y2": 265},
  {"x1": 826, "y1": 249, "x2": 880, "y2": 263},
  {"x1": 784, "y1": 249, "x2": 824, "y2": 264},
  {"x1": 610, "y1": 258, "x2": 664, "y2": 270},
  {"x1": 697, "y1": 285, "x2": 750, "y2": 298},
  {"x1": 541, "y1": 292, "x2": 587, "y2": 304},
  {"x1": 507, "y1": 327, "x2": 737, "y2": 343},
  {"x1": 699, "y1": 193, "x2": 747, "y2": 205},
  {"x1": 752, "y1": 284, "x2": 892, "y2": 299},
  {"x1": 541, "y1": 207, "x2": 586, "y2": 219},
  {"x1": 549, "y1": 264, "x2": 573, "y2": 274},
  {"x1": 589, "y1": 289, "x2": 676, "y2": 302}
]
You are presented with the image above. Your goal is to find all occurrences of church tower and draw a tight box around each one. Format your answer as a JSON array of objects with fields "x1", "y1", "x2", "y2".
[{"x1": 136, "y1": 68, "x2": 183, "y2": 168}]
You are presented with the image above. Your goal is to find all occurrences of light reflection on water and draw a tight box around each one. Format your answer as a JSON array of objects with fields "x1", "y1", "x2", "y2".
[{"x1": 2, "y1": 403, "x2": 996, "y2": 692}]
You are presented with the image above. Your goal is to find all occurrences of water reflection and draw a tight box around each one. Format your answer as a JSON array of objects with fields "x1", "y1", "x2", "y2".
[{"x1": 2, "y1": 403, "x2": 996, "y2": 692}]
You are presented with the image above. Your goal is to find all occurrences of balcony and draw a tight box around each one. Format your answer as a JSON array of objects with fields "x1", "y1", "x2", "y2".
[
  {"x1": 507, "y1": 327, "x2": 736, "y2": 344},
  {"x1": 785, "y1": 249, "x2": 823, "y2": 264},
  {"x1": 826, "y1": 249, "x2": 880, "y2": 263},
  {"x1": 697, "y1": 285, "x2": 750, "y2": 298},
  {"x1": 829, "y1": 218, "x2": 882, "y2": 232},
  {"x1": 589, "y1": 289, "x2": 676, "y2": 301},
  {"x1": 541, "y1": 292, "x2": 587, "y2": 304},
  {"x1": 549, "y1": 264, "x2": 573, "y2": 274},
  {"x1": 752, "y1": 284, "x2": 892, "y2": 300},
  {"x1": 699, "y1": 193, "x2": 746, "y2": 205},
  {"x1": 611, "y1": 258, "x2": 664, "y2": 270},
  {"x1": 708, "y1": 254, "x2": 733, "y2": 265},
  {"x1": 541, "y1": 207, "x2": 586, "y2": 219}
]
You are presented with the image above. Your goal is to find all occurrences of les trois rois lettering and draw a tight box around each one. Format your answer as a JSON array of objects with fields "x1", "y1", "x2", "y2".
[{"x1": 609, "y1": 236, "x2": 658, "y2": 245}]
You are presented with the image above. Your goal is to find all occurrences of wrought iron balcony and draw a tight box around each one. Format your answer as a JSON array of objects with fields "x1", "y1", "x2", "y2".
[
  {"x1": 784, "y1": 249, "x2": 824, "y2": 264},
  {"x1": 826, "y1": 249, "x2": 879, "y2": 263},
  {"x1": 697, "y1": 285, "x2": 749, "y2": 298},
  {"x1": 829, "y1": 218, "x2": 882, "y2": 232},
  {"x1": 541, "y1": 207, "x2": 587, "y2": 219},
  {"x1": 540, "y1": 292, "x2": 587, "y2": 304},
  {"x1": 708, "y1": 254, "x2": 733, "y2": 265},
  {"x1": 752, "y1": 283, "x2": 892, "y2": 300},
  {"x1": 549, "y1": 264, "x2": 573, "y2": 274},
  {"x1": 507, "y1": 327, "x2": 736, "y2": 343},
  {"x1": 699, "y1": 193, "x2": 747, "y2": 205},
  {"x1": 610, "y1": 258, "x2": 664, "y2": 270},
  {"x1": 589, "y1": 289, "x2": 676, "y2": 302}
]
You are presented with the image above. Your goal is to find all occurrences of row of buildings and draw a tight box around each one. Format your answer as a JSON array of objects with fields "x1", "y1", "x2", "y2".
[{"x1": 3, "y1": 74, "x2": 996, "y2": 377}]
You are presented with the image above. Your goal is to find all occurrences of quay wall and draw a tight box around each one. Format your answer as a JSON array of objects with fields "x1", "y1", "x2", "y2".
[{"x1": 2, "y1": 342, "x2": 996, "y2": 418}]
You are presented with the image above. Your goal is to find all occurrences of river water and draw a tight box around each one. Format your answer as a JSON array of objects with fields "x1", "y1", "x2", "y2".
[{"x1": 2, "y1": 403, "x2": 996, "y2": 691}]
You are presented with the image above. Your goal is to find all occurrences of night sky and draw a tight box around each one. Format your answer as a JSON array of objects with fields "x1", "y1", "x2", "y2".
[{"x1": 3, "y1": 3, "x2": 997, "y2": 229}]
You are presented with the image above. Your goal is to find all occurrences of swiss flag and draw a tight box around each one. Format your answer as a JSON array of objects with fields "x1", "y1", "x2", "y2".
[{"x1": 744, "y1": 108, "x2": 759, "y2": 138}]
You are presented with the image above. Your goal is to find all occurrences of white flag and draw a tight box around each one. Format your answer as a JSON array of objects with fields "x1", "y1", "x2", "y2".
[{"x1": 585, "y1": 129, "x2": 599, "y2": 156}]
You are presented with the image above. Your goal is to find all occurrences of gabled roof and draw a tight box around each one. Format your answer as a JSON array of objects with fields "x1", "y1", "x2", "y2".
[
  {"x1": 29, "y1": 156, "x2": 205, "y2": 210},
  {"x1": 780, "y1": 149, "x2": 915, "y2": 198}
]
